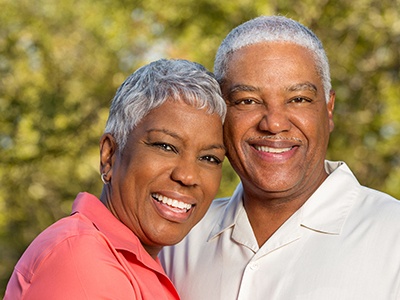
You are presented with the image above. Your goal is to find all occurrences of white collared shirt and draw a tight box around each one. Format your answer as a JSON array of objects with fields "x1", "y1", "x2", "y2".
[{"x1": 160, "y1": 161, "x2": 400, "y2": 300}]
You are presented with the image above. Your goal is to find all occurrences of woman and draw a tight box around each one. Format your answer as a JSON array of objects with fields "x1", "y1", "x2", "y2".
[{"x1": 5, "y1": 59, "x2": 226, "y2": 299}]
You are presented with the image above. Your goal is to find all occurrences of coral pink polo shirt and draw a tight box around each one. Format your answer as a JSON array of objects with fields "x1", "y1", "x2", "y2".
[{"x1": 4, "y1": 192, "x2": 180, "y2": 300}]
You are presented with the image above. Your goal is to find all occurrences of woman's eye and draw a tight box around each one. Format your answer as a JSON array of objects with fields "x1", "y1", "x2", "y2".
[
  {"x1": 200, "y1": 155, "x2": 222, "y2": 165},
  {"x1": 153, "y1": 142, "x2": 177, "y2": 153}
]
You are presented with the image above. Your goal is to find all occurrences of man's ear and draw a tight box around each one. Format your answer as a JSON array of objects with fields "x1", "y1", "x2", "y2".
[
  {"x1": 327, "y1": 90, "x2": 335, "y2": 133},
  {"x1": 99, "y1": 133, "x2": 117, "y2": 181}
]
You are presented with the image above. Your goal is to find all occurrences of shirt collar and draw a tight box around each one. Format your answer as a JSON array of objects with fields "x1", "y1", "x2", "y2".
[
  {"x1": 209, "y1": 161, "x2": 359, "y2": 240},
  {"x1": 208, "y1": 183, "x2": 246, "y2": 240},
  {"x1": 298, "y1": 161, "x2": 359, "y2": 234},
  {"x1": 71, "y1": 192, "x2": 151, "y2": 262}
]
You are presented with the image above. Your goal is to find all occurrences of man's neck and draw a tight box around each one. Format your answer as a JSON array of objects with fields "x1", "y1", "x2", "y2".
[{"x1": 243, "y1": 195, "x2": 305, "y2": 247}]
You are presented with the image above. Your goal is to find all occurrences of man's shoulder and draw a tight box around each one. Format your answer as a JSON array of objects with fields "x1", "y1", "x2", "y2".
[
  {"x1": 357, "y1": 185, "x2": 400, "y2": 220},
  {"x1": 359, "y1": 184, "x2": 398, "y2": 200},
  {"x1": 327, "y1": 160, "x2": 400, "y2": 218}
]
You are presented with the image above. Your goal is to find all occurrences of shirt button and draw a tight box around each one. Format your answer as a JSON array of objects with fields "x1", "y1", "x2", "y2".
[{"x1": 249, "y1": 262, "x2": 259, "y2": 270}]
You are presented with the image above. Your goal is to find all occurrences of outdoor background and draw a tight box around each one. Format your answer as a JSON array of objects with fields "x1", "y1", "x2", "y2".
[{"x1": 1, "y1": 0, "x2": 399, "y2": 294}]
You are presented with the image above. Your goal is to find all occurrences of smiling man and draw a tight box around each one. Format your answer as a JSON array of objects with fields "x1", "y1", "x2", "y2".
[{"x1": 160, "y1": 16, "x2": 400, "y2": 300}]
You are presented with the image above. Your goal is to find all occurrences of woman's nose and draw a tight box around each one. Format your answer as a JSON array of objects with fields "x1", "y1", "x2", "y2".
[{"x1": 170, "y1": 159, "x2": 199, "y2": 187}]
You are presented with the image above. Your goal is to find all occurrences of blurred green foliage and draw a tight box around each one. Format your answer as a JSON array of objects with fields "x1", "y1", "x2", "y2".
[{"x1": 0, "y1": 0, "x2": 399, "y2": 294}]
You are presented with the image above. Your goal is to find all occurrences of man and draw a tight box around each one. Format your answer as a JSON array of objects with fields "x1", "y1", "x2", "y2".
[{"x1": 160, "y1": 16, "x2": 400, "y2": 300}]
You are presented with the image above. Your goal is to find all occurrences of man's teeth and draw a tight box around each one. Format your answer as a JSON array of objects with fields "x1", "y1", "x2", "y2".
[
  {"x1": 255, "y1": 146, "x2": 292, "y2": 153},
  {"x1": 152, "y1": 193, "x2": 192, "y2": 210}
]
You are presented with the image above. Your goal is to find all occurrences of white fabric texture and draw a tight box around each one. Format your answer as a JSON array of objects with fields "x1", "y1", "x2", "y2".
[{"x1": 160, "y1": 161, "x2": 400, "y2": 300}]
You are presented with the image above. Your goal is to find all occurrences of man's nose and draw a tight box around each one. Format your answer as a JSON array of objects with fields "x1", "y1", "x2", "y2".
[{"x1": 258, "y1": 105, "x2": 291, "y2": 134}]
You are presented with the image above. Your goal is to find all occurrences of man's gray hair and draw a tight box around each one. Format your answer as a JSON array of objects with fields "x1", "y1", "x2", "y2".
[
  {"x1": 104, "y1": 59, "x2": 226, "y2": 150},
  {"x1": 214, "y1": 16, "x2": 332, "y2": 102}
]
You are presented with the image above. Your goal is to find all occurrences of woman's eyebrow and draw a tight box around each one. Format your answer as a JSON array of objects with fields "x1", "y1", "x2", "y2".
[{"x1": 146, "y1": 128, "x2": 180, "y2": 139}]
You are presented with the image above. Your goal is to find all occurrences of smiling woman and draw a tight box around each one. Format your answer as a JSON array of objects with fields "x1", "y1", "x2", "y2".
[
  {"x1": 4, "y1": 59, "x2": 226, "y2": 300},
  {"x1": 100, "y1": 99, "x2": 226, "y2": 257}
]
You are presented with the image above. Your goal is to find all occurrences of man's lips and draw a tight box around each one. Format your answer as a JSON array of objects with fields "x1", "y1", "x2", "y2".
[
  {"x1": 151, "y1": 193, "x2": 193, "y2": 212},
  {"x1": 254, "y1": 145, "x2": 294, "y2": 153},
  {"x1": 248, "y1": 136, "x2": 302, "y2": 154}
]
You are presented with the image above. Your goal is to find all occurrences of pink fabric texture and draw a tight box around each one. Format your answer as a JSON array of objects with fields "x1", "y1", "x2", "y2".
[{"x1": 4, "y1": 192, "x2": 179, "y2": 300}]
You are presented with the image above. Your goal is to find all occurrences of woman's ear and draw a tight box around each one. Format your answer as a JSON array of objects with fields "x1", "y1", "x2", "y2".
[{"x1": 99, "y1": 133, "x2": 117, "y2": 182}]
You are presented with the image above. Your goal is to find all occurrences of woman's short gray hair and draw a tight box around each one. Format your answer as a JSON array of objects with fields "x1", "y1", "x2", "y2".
[
  {"x1": 104, "y1": 59, "x2": 226, "y2": 150},
  {"x1": 214, "y1": 16, "x2": 332, "y2": 102}
]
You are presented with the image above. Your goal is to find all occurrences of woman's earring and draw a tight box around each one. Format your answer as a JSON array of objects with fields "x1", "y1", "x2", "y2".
[{"x1": 101, "y1": 173, "x2": 109, "y2": 184}]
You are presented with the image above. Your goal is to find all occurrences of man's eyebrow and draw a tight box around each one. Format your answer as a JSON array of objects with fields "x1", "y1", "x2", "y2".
[
  {"x1": 228, "y1": 84, "x2": 260, "y2": 94},
  {"x1": 286, "y1": 82, "x2": 318, "y2": 94}
]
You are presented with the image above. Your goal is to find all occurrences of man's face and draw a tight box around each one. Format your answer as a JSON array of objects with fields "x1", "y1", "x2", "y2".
[{"x1": 221, "y1": 42, "x2": 335, "y2": 202}]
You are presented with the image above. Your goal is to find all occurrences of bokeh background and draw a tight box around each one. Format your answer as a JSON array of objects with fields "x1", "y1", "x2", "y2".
[{"x1": 1, "y1": 0, "x2": 399, "y2": 294}]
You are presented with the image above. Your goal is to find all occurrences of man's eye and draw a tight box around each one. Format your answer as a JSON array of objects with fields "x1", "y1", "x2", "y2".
[
  {"x1": 199, "y1": 155, "x2": 222, "y2": 165},
  {"x1": 290, "y1": 97, "x2": 311, "y2": 103},
  {"x1": 235, "y1": 99, "x2": 257, "y2": 105}
]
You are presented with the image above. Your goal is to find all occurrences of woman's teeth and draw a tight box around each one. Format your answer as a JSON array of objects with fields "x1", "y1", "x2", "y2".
[{"x1": 152, "y1": 193, "x2": 192, "y2": 211}]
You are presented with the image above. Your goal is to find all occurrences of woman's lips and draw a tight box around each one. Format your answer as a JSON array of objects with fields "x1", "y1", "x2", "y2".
[{"x1": 151, "y1": 193, "x2": 193, "y2": 212}]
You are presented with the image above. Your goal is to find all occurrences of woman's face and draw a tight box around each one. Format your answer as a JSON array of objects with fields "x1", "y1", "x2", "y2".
[{"x1": 100, "y1": 99, "x2": 225, "y2": 258}]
